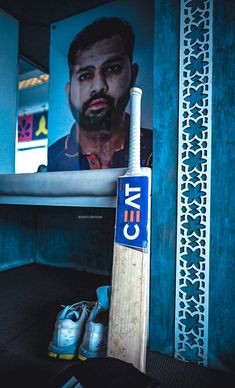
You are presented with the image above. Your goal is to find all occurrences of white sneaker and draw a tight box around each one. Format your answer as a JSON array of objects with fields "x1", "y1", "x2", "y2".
[
  {"x1": 78, "y1": 286, "x2": 111, "y2": 359},
  {"x1": 48, "y1": 301, "x2": 94, "y2": 360}
]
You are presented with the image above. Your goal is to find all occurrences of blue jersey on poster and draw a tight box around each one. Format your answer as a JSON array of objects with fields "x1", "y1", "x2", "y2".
[{"x1": 115, "y1": 175, "x2": 150, "y2": 252}]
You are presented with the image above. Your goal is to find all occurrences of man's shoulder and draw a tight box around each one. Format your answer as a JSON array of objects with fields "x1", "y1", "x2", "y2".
[
  {"x1": 48, "y1": 135, "x2": 67, "y2": 153},
  {"x1": 47, "y1": 135, "x2": 68, "y2": 172},
  {"x1": 140, "y1": 127, "x2": 153, "y2": 147},
  {"x1": 140, "y1": 127, "x2": 152, "y2": 168},
  {"x1": 141, "y1": 127, "x2": 152, "y2": 137}
]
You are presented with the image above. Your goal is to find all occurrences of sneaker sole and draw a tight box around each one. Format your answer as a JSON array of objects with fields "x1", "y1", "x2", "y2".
[
  {"x1": 78, "y1": 349, "x2": 106, "y2": 360},
  {"x1": 48, "y1": 351, "x2": 77, "y2": 360},
  {"x1": 78, "y1": 353, "x2": 87, "y2": 361}
]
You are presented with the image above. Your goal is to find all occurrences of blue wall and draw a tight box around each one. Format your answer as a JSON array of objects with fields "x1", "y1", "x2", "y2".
[
  {"x1": 149, "y1": 0, "x2": 235, "y2": 372},
  {"x1": 0, "y1": 10, "x2": 18, "y2": 173},
  {"x1": 0, "y1": 205, "x2": 115, "y2": 276},
  {"x1": 0, "y1": 205, "x2": 36, "y2": 270},
  {"x1": 150, "y1": 0, "x2": 179, "y2": 356},
  {"x1": 36, "y1": 207, "x2": 115, "y2": 275}
]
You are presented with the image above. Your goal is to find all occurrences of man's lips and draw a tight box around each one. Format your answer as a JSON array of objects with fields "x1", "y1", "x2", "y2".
[{"x1": 88, "y1": 99, "x2": 109, "y2": 111}]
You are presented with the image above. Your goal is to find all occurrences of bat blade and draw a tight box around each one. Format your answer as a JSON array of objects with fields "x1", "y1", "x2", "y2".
[{"x1": 107, "y1": 169, "x2": 151, "y2": 372}]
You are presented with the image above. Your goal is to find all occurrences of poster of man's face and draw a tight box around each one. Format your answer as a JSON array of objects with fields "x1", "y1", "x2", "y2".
[{"x1": 47, "y1": 0, "x2": 153, "y2": 172}]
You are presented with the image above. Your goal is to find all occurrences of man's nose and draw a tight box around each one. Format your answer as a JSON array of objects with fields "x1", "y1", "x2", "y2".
[{"x1": 90, "y1": 73, "x2": 108, "y2": 95}]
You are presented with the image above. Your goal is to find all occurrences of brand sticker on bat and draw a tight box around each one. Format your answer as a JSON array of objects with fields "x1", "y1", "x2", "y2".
[{"x1": 115, "y1": 176, "x2": 149, "y2": 252}]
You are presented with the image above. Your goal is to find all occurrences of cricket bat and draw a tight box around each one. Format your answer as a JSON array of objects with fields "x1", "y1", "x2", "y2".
[{"x1": 107, "y1": 87, "x2": 151, "y2": 372}]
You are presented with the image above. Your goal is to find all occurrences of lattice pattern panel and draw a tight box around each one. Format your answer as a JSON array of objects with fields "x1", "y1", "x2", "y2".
[{"x1": 175, "y1": 0, "x2": 213, "y2": 366}]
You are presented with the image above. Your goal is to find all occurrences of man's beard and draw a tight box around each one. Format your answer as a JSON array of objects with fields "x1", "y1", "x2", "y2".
[{"x1": 69, "y1": 89, "x2": 130, "y2": 132}]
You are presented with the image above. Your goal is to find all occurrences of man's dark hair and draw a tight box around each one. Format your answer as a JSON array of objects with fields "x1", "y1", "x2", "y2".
[{"x1": 68, "y1": 17, "x2": 135, "y2": 75}]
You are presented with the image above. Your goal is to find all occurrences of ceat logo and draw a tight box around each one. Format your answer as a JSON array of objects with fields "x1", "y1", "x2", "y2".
[
  {"x1": 116, "y1": 175, "x2": 148, "y2": 252},
  {"x1": 123, "y1": 183, "x2": 141, "y2": 241}
]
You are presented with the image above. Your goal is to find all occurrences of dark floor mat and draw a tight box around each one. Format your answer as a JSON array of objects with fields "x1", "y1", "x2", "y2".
[
  {"x1": 146, "y1": 350, "x2": 234, "y2": 388},
  {"x1": 0, "y1": 264, "x2": 234, "y2": 388},
  {"x1": 52, "y1": 358, "x2": 160, "y2": 388},
  {"x1": 0, "y1": 263, "x2": 110, "y2": 346},
  {"x1": 0, "y1": 264, "x2": 111, "y2": 387}
]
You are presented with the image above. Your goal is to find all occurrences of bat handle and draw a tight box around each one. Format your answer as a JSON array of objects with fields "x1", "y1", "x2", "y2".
[{"x1": 128, "y1": 87, "x2": 142, "y2": 175}]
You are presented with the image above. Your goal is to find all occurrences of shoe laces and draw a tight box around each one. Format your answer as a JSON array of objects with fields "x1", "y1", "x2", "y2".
[{"x1": 59, "y1": 301, "x2": 95, "y2": 321}]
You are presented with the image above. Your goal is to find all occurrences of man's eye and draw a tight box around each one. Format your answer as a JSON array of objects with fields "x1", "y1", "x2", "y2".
[
  {"x1": 104, "y1": 64, "x2": 122, "y2": 75},
  {"x1": 78, "y1": 72, "x2": 92, "y2": 81}
]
